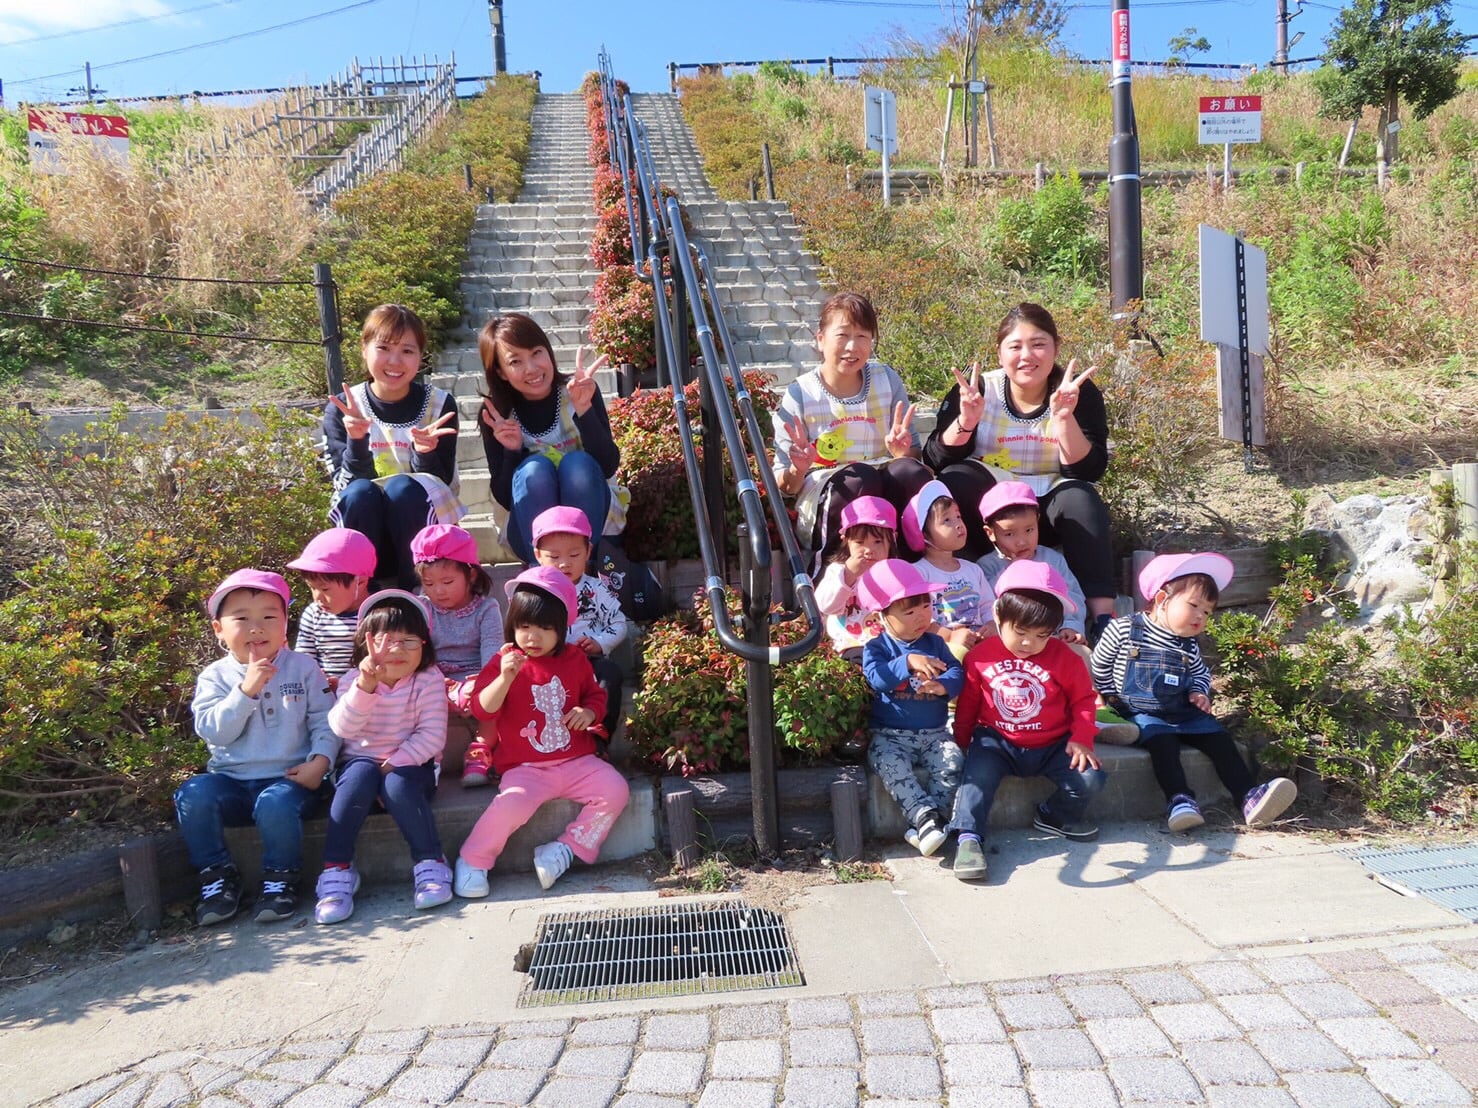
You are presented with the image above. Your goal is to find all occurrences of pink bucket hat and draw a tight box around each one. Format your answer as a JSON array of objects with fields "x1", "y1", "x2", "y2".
[
  {"x1": 357, "y1": 588, "x2": 435, "y2": 633},
  {"x1": 207, "y1": 569, "x2": 292, "y2": 619},
  {"x1": 978, "y1": 481, "x2": 1039, "y2": 523},
  {"x1": 286, "y1": 528, "x2": 376, "y2": 578},
  {"x1": 531, "y1": 505, "x2": 593, "y2": 544},
  {"x1": 993, "y1": 559, "x2": 1077, "y2": 614},
  {"x1": 900, "y1": 480, "x2": 953, "y2": 554},
  {"x1": 1138, "y1": 552, "x2": 1235, "y2": 602},
  {"x1": 856, "y1": 558, "x2": 945, "y2": 613},
  {"x1": 839, "y1": 495, "x2": 897, "y2": 533},
  {"x1": 505, "y1": 565, "x2": 579, "y2": 627},
  {"x1": 410, "y1": 524, "x2": 480, "y2": 567}
]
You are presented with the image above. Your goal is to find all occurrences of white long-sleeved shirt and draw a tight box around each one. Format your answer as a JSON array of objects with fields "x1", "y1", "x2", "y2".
[{"x1": 572, "y1": 573, "x2": 628, "y2": 655}]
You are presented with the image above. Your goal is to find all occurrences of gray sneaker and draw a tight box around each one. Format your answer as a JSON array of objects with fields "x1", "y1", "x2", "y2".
[
  {"x1": 953, "y1": 837, "x2": 988, "y2": 881},
  {"x1": 1033, "y1": 806, "x2": 1099, "y2": 842}
]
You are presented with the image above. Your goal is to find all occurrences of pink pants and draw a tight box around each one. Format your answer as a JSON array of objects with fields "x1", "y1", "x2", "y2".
[{"x1": 459, "y1": 754, "x2": 630, "y2": 869}]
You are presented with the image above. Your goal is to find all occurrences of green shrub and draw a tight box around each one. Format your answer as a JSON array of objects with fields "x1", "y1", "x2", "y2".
[
  {"x1": 985, "y1": 173, "x2": 1104, "y2": 280},
  {"x1": 0, "y1": 408, "x2": 329, "y2": 820},
  {"x1": 404, "y1": 74, "x2": 537, "y2": 201},
  {"x1": 588, "y1": 265, "x2": 655, "y2": 370}
]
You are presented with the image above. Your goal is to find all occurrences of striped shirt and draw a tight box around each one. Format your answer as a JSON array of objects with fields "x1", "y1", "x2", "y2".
[
  {"x1": 1090, "y1": 613, "x2": 1213, "y2": 700},
  {"x1": 328, "y1": 668, "x2": 448, "y2": 767},
  {"x1": 295, "y1": 603, "x2": 359, "y2": 680}
]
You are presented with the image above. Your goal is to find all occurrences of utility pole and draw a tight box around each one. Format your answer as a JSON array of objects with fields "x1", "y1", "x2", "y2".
[
  {"x1": 1275, "y1": 0, "x2": 1289, "y2": 74},
  {"x1": 1107, "y1": 0, "x2": 1144, "y2": 329},
  {"x1": 488, "y1": 0, "x2": 506, "y2": 75},
  {"x1": 967, "y1": 0, "x2": 980, "y2": 168}
]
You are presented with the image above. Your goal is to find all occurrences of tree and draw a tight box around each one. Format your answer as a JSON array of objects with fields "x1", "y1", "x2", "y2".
[
  {"x1": 1167, "y1": 28, "x2": 1212, "y2": 67},
  {"x1": 1313, "y1": 0, "x2": 1466, "y2": 166}
]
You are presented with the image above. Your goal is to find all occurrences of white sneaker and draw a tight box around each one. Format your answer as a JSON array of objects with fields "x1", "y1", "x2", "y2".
[
  {"x1": 533, "y1": 841, "x2": 574, "y2": 890},
  {"x1": 453, "y1": 856, "x2": 489, "y2": 898}
]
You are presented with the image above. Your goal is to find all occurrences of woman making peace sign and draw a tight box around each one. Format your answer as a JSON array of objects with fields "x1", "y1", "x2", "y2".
[
  {"x1": 322, "y1": 304, "x2": 464, "y2": 591},
  {"x1": 771, "y1": 292, "x2": 932, "y2": 567},
  {"x1": 923, "y1": 302, "x2": 1116, "y2": 637}
]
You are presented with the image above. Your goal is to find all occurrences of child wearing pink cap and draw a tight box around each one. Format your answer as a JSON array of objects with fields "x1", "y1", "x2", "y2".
[
  {"x1": 287, "y1": 528, "x2": 376, "y2": 691},
  {"x1": 530, "y1": 506, "x2": 628, "y2": 744},
  {"x1": 1091, "y1": 553, "x2": 1297, "y2": 833},
  {"x1": 976, "y1": 482, "x2": 1089, "y2": 644},
  {"x1": 857, "y1": 560, "x2": 965, "y2": 856},
  {"x1": 410, "y1": 524, "x2": 504, "y2": 787},
  {"x1": 901, "y1": 481, "x2": 995, "y2": 661},
  {"x1": 454, "y1": 567, "x2": 629, "y2": 896},
  {"x1": 952, "y1": 560, "x2": 1106, "y2": 881},
  {"x1": 815, "y1": 495, "x2": 900, "y2": 663},
  {"x1": 175, "y1": 570, "x2": 339, "y2": 926}
]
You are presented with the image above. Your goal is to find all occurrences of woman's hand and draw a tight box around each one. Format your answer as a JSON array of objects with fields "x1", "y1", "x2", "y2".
[
  {"x1": 481, "y1": 398, "x2": 524, "y2": 451},
  {"x1": 567, "y1": 346, "x2": 609, "y2": 417},
  {"x1": 950, "y1": 363, "x2": 985, "y2": 439},
  {"x1": 330, "y1": 389, "x2": 371, "y2": 440},
  {"x1": 409, "y1": 410, "x2": 458, "y2": 454},
  {"x1": 1049, "y1": 359, "x2": 1097, "y2": 424},
  {"x1": 780, "y1": 413, "x2": 815, "y2": 490},
  {"x1": 884, "y1": 401, "x2": 917, "y2": 458}
]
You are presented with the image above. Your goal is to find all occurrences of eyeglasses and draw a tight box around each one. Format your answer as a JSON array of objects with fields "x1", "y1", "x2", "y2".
[{"x1": 374, "y1": 636, "x2": 424, "y2": 652}]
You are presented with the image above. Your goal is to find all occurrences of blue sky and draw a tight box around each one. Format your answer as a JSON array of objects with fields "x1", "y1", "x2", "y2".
[{"x1": 0, "y1": 0, "x2": 1473, "y2": 105}]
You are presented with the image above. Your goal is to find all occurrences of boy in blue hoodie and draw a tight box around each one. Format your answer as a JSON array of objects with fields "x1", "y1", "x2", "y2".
[{"x1": 858, "y1": 559, "x2": 965, "y2": 856}]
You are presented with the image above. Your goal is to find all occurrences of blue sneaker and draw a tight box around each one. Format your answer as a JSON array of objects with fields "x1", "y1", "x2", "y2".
[
  {"x1": 1243, "y1": 778, "x2": 1297, "y2": 828},
  {"x1": 1167, "y1": 794, "x2": 1205, "y2": 833}
]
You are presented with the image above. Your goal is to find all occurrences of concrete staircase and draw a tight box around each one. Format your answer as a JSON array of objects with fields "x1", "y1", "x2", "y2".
[{"x1": 430, "y1": 89, "x2": 829, "y2": 562}]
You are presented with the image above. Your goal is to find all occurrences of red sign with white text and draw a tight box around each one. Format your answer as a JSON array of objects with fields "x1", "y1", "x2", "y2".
[
  {"x1": 27, "y1": 108, "x2": 130, "y2": 173},
  {"x1": 1198, "y1": 96, "x2": 1263, "y2": 144},
  {"x1": 1112, "y1": 10, "x2": 1130, "y2": 63},
  {"x1": 1199, "y1": 96, "x2": 1262, "y2": 114}
]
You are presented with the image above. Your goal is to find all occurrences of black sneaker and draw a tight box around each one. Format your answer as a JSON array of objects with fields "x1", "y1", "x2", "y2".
[
  {"x1": 195, "y1": 864, "x2": 243, "y2": 926},
  {"x1": 1032, "y1": 805, "x2": 1099, "y2": 842},
  {"x1": 254, "y1": 869, "x2": 300, "y2": 922}
]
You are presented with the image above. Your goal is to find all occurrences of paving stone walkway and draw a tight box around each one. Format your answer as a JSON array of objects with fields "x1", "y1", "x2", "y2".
[{"x1": 47, "y1": 936, "x2": 1478, "y2": 1107}]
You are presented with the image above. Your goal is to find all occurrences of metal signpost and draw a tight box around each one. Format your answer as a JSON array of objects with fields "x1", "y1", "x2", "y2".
[
  {"x1": 1199, "y1": 224, "x2": 1269, "y2": 470},
  {"x1": 863, "y1": 85, "x2": 897, "y2": 206}
]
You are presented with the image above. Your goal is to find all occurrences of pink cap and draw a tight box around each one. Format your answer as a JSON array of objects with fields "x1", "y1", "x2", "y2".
[
  {"x1": 207, "y1": 569, "x2": 292, "y2": 619},
  {"x1": 410, "y1": 524, "x2": 480, "y2": 567},
  {"x1": 855, "y1": 558, "x2": 945, "y2": 613},
  {"x1": 978, "y1": 481, "x2": 1039, "y2": 523},
  {"x1": 839, "y1": 495, "x2": 896, "y2": 533},
  {"x1": 286, "y1": 528, "x2": 376, "y2": 578},
  {"x1": 357, "y1": 588, "x2": 435, "y2": 633},
  {"x1": 993, "y1": 559, "x2": 1077, "y2": 614},
  {"x1": 901, "y1": 480, "x2": 952, "y2": 554},
  {"x1": 505, "y1": 565, "x2": 579, "y2": 627},
  {"x1": 531, "y1": 505, "x2": 593, "y2": 544},
  {"x1": 1139, "y1": 552, "x2": 1234, "y2": 602}
]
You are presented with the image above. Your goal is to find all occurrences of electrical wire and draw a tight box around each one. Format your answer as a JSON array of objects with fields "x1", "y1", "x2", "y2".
[
  {"x1": 0, "y1": 253, "x2": 313, "y2": 287},
  {"x1": 0, "y1": 309, "x2": 323, "y2": 346},
  {"x1": 3, "y1": 1, "x2": 245, "y2": 47}
]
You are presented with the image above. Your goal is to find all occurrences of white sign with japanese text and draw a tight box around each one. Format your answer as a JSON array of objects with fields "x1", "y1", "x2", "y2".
[{"x1": 1198, "y1": 95, "x2": 1262, "y2": 145}]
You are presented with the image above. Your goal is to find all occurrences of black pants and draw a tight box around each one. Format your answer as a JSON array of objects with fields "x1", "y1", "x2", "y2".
[
  {"x1": 1139, "y1": 728, "x2": 1255, "y2": 807},
  {"x1": 590, "y1": 655, "x2": 625, "y2": 739}
]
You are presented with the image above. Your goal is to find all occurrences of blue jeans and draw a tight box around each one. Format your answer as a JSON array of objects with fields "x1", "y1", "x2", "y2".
[
  {"x1": 174, "y1": 772, "x2": 325, "y2": 872},
  {"x1": 333, "y1": 475, "x2": 435, "y2": 589},
  {"x1": 953, "y1": 729, "x2": 1107, "y2": 838},
  {"x1": 507, "y1": 452, "x2": 610, "y2": 565},
  {"x1": 322, "y1": 758, "x2": 443, "y2": 865}
]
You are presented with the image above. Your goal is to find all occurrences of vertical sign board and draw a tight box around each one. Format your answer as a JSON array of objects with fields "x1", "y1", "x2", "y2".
[
  {"x1": 1199, "y1": 224, "x2": 1269, "y2": 450},
  {"x1": 1198, "y1": 96, "x2": 1263, "y2": 145},
  {"x1": 1112, "y1": 8, "x2": 1131, "y2": 78},
  {"x1": 28, "y1": 109, "x2": 130, "y2": 174},
  {"x1": 862, "y1": 85, "x2": 897, "y2": 206}
]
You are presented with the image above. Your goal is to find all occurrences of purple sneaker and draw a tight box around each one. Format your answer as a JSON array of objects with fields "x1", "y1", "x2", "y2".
[{"x1": 1243, "y1": 778, "x2": 1297, "y2": 828}]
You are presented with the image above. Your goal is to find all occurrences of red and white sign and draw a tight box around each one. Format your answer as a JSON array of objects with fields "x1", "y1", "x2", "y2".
[
  {"x1": 27, "y1": 109, "x2": 130, "y2": 173},
  {"x1": 1111, "y1": 10, "x2": 1131, "y2": 78},
  {"x1": 1198, "y1": 95, "x2": 1262, "y2": 145}
]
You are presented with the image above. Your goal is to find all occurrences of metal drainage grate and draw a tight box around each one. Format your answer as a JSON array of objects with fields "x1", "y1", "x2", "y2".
[
  {"x1": 517, "y1": 898, "x2": 805, "y2": 1007},
  {"x1": 1347, "y1": 844, "x2": 1478, "y2": 922}
]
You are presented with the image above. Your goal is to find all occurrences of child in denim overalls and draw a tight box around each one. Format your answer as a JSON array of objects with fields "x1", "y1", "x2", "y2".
[{"x1": 1090, "y1": 552, "x2": 1297, "y2": 833}]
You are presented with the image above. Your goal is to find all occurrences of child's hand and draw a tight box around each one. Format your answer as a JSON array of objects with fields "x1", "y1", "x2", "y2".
[
  {"x1": 1050, "y1": 359, "x2": 1097, "y2": 423},
  {"x1": 843, "y1": 547, "x2": 877, "y2": 582},
  {"x1": 329, "y1": 389, "x2": 371, "y2": 440},
  {"x1": 567, "y1": 345, "x2": 608, "y2": 416},
  {"x1": 917, "y1": 678, "x2": 947, "y2": 697},
  {"x1": 409, "y1": 410, "x2": 458, "y2": 454},
  {"x1": 1189, "y1": 692, "x2": 1212, "y2": 712},
  {"x1": 884, "y1": 401, "x2": 917, "y2": 458},
  {"x1": 380, "y1": 759, "x2": 396, "y2": 775},
  {"x1": 356, "y1": 646, "x2": 386, "y2": 692},
  {"x1": 285, "y1": 754, "x2": 330, "y2": 790},
  {"x1": 240, "y1": 642, "x2": 278, "y2": 698},
  {"x1": 500, "y1": 649, "x2": 527, "y2": 680},
  {"x1": 564, "y1": 706, "x2": 596, "y2": 730},
  {"x1": 574, "y1": 635, "x2": 604, "y2": 657},
  {"x1": 1066, "y1": 741, "x2": 1101, "y2": 772},
  {"x1": 906, "y1": 652, "x2": 947, "y2": 679},
  {"x1": 1057, "y1": 628, "x2": 1085, "y2": 645},
  {"x1": 944, "y1": 625, "x2": 979, "y2": 650},
  {"x1": 480, "y1": 399, "x2": 525, "y2": 451},
  {"x1": 326, "y1": 674, "x2": 340, "y2": 694},
  {"x1": 445, "y1": 677, "x2": 474, "y2": 715}
]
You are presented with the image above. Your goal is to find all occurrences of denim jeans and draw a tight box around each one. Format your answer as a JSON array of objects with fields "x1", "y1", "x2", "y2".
[
  {"x1": 322, "y1": 758, "x2": 443, "y2": 865},
  {"x1": 953, "y1": 729, "x2": 1107, "y2": 838},
  {"x1": 333, "y1": 475, "x2": 435, "y2": 589},
  {"x1": 174, "y1": 772, "x2": 325, "y2": 872},
  {"x1": 507, "y1": 452, "x2": 610, "y2": 565}
]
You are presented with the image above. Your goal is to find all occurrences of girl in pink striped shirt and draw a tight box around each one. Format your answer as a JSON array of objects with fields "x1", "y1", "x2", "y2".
[{"x1": 315, "y1": 590, "x2": 453, "y2": 923}]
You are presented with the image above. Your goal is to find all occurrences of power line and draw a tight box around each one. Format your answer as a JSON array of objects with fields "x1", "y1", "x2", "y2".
[
  {"x1": 3, "y1": 1, "x2": 245, "y2": 47},
  {"x1": 7, "y1": 0, "x2": 393, "y2": 90}
]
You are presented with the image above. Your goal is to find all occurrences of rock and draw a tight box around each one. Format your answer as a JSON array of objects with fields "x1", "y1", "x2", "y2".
[
  {"x1": 47, "y1": 923, "x2": 78, "y2": 945},
  {"x1": 1305, "y1": 492, "x2": 1435, "y2": 625}
]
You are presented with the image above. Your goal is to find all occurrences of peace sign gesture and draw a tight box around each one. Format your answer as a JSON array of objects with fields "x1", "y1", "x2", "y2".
[
  {"x1": 409, "y1": 410, "x2": 458, "y2": 454},
  {"x1": 951, "y1": 362, "x2": 985, "y2": 432},
  {"x1": 356, "y1": 635, "x2": 390, "y2": 692},
  {"x1": 567, "y1": 345, "x2": 609, "y2": 417},
  {"x1": 330, "y1": 388, "x2": 371, "y2": 440},
  {"x1": 481, "y1": 397, "x2": 524, "y2": 451},
  {"x1": 1049, "y1": 358, "x2": 1097, "y2": 423},
  {"x1": 884, "y1": 401, "x2": 917, "y2": 458}
]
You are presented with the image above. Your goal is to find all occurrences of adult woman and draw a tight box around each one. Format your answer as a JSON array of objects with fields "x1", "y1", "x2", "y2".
[
  {"x1": 322, "y1": 304, "x2": 462, "y2": 591},
  {"x1": 923, "y1": 302, "x2": 1116, "y2": 635},
  {"x1": 772, "y1": 291, "x2": 931, "y2": 565}
]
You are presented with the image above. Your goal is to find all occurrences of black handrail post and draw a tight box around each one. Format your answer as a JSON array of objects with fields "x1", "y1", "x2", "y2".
[
  {"x1": 739, "y1": 522, "x2": 780, "y2": 857},
  {"x1": 313, "y1": 262, "x2": 345, "y2": 397}
]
